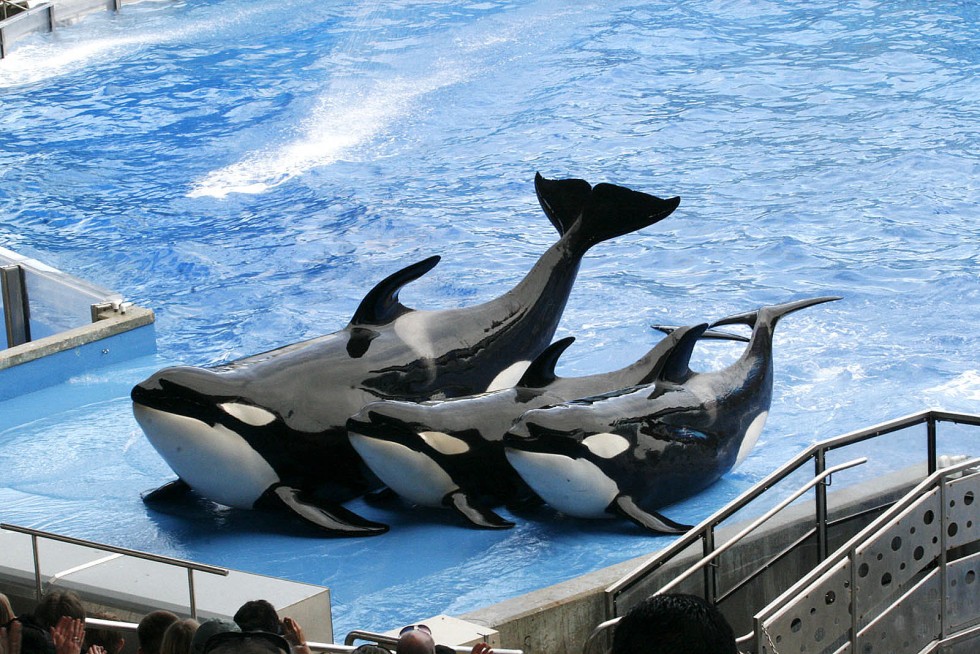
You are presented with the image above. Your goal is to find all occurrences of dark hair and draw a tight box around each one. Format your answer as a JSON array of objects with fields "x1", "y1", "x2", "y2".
[
  {"x1": 160, "y1": 618, "x2": 199, "y2": 654},
  {"x1": 137, "y1": 611, "x2": 180, "y2": 654},
  {"x1": 611, "y1": 593, "x2": 737, "y2": 654},
  {"x1": 233, "y1": 600, "x2": 281, "y2": 634},
  {"x1": 13, "y1": 615, "x2": 56, "y2": 654},
  {"x1": 33, "y1": 590, "x2": 85, "y2": 630},
  {"x1": 203, "y1": 631, "x2": 290, "y2": 654},
  {"x1": 353, "y1": 646, "x2": 392, "y2": 654}
]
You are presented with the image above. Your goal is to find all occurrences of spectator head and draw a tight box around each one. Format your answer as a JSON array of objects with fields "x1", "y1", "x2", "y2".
[
  {"x1": 16, "y1": 614, "x2": 56, "y2": 654},
  {"x1": 191, "y1": 618, "x2": 240, "y2": 654},
  {"x1": 202, "y1": 631, "x2": 290, "y2": 654},
  {"x1": 160, "y1": 618, "x2": 199, "y2": 654},
  {"x1": 396, "y1": 625, "x2": 435, "y2": 654},
  {"x1": 0, "y1": 592, "x2": 14, "y2": 624},
  {"x1": 611, "y1": 593, "x2": 737, "y2": 654},
  {"x1": 233, "y1": 600, "x2": 281, "y2": 634},
  {"x1": 33, "y1": 589, "x2": 85, "y2": 630},
  {"x1": 138, "y1": 610, "x2": 180, "y2": 654},
  {"x1": 353, "y1": 646, "x2": 392, "y2": 654},
  {"x1": 84, "y1": 611, "x2": 126, "y2": 654}
]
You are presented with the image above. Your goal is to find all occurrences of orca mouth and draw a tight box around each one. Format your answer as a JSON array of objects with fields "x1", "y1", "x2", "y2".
[
  {"x1": 131, "y1": 373, "x2": 236, "y2": 427},
  {"x1": 503, "y1": 421, "x2": 584, "y2": 458},
  {"x1": 346, "y1": 410, "x2": 423, "y2": 448}
]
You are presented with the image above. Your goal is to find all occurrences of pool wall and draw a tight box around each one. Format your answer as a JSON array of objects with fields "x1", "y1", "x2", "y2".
[{"x1": 0, "y1": 0, "x2": 141, "y2": 58}]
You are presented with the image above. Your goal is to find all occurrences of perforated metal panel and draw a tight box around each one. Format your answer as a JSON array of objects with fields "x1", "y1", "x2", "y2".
[
  {"x1": 760, "y1": 558, "x2": 851, "y2": 654},
  {"x1": 944, "y1": 471, "x2": 979, "y2": 550},
  {"x1": 853, "y1": 488, "x2": 942, "y2": 629},
  {"x1": 947, "y1": 549, "x2": 980, "y2": 632},
  {"x1": 856, "y1": 568, "x2": 942, "y2": 653}
]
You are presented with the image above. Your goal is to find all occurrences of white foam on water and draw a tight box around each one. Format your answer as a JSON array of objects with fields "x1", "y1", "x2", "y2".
[
  {"x1": 187, "y1": 67, "x2": 466, "y2": 199},
  {"x1": 925, "y1": 370, "x2": 980, "y2": 402}
]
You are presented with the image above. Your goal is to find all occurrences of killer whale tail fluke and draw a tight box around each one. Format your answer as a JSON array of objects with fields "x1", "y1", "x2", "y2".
[
  {"x1": 609, "y1": 495, "x2": 692, "y2": 534},
  {"x1": 258, "y1": 485, "x2": 390, "y2": 537},
  {"x1": 651, "y1": 325, "x2": 750, "y2": 343},
  {"x1": 515, "y1": 336, "x2": 576, "y2": 389},
  {"x1": 348, "y1": 255, "x2": 441, "y2": 327},
  {"x1": 709, "y1": 296, "x2": 842, "y2": 331},
  {"x1": 534, "y1": 173, "x2": 680, "y2": 250}
]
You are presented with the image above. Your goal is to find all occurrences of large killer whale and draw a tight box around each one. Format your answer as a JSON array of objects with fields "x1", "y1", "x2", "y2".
[
  {"x1": 503, "y1": 296, "x2": 840, "y2": 533},
  {"x1": 346, "y1": 328, "x2": 747, "y2": 529},
  {"x1": 131, "y1": 173, "x2": 681, "y2": 536}
]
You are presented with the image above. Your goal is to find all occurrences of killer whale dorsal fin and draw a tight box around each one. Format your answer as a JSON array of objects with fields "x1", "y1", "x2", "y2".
[
  {"x1": 262, "y1": 485, "x2": 390, "y2": 536},
  {"x1": 443, "y1": 490, "x2": 515, "y2": 529},
  {"x1": 534, "y1": 172, "x2": 593, "y2": 235},
  {"x1": 516, "y1": 337, "x2": 576, "y2": 389},
  {"x1": 349, "y1": 256, "x2": 441, "y2": 327},
  {"x1": 609, "y1": 494, "x2": 692, "y2": 534},
  {"x1": 658, "y1": 323, "x2": 710, "y2": 384}
]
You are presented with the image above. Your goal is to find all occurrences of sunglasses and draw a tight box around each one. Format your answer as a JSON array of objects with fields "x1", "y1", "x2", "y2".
[
  {"x1": 202, "y1": 630, "x2": 292, "y2": 654},
  {"x1": 399, "y1": 624, "x2": 432, "y2": 636}
]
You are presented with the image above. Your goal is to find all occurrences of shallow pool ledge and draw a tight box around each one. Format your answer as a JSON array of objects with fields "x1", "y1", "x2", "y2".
[{"x1": 0, "y1": 304, "x2": 155, "y2": 401}]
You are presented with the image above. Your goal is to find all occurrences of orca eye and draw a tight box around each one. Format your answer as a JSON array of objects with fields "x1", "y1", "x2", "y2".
[
  {"x1": 219, "y1": 402, "x2": 277, "y2": 426},
  {"x1": 582, "y1": 432, "x2": 631, "y2": 459},
  {"x1": 419, "y1": 431, "x2": 470, "y2": 455}
]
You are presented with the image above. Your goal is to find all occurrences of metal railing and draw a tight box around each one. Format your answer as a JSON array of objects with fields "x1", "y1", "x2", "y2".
[
  {"x1": 584, "y1": 409, "x2": 980, "y2": 653},
  {"x1": 754, "y1": 456, "x2": 980, "y2": 653},
  {"x1": 1, "y1": 523, "x2": 229, "y2": 619},
  {"x1": 606, "y1": 410, "x2": 980, "y2": 609}
]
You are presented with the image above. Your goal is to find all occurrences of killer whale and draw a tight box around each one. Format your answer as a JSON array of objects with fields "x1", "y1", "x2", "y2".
[
  {"x1": 346, "y1": 328, "x2": 747, "y2": 529},
  {"x1": 132, "y1": 174, "x2": 681, "y2": 536},
  {"x1": 503, "y1": 296, "x2": 840, "y2": 533}
]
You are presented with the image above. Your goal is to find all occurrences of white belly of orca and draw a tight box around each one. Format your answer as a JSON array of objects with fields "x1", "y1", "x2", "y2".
[
  {"x1": 349, "y1": 433, "x2": 457, "y2": 506},
  {"x1": 133, "y1": 405, "x2": 279, "y2": 509},
  {"x1": 505, "y1": 450, "x2": 618, "y2": 518},
  {"x1": 734, "y1": 411, "x2": 769, "y2": 468}
]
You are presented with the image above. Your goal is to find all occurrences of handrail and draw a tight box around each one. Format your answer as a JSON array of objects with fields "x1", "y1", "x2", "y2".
[
  {"x1": 752, "y1": 456, "x2": 980, "y2": 653},
  {"x1": 1, "y1": 523, "x2": 229, "y2": 619},
  {"x1": 581, "y1": 458, "x2": 867, "y2": 654},
  {"x1": 604, "y1": 409, "x2": 980, "y2": 615},
  {"x1": 345, "y1": 629, "x2": 523, "y2": 654}
]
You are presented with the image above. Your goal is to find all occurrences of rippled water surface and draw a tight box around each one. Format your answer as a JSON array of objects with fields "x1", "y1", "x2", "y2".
[{"x1": 1, "y1": 0, "x2": 978, "y2": 638}]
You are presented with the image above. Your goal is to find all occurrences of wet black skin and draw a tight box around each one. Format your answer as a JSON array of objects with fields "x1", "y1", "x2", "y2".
[{"x1": 132, "y1": 174, "x2": 681, "y2": 533}]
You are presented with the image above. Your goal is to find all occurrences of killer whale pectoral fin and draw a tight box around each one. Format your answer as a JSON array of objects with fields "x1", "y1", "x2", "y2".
[
  {"x1": 142, "y1": 478, "x2": 193, "y2": 504},
  {"x1": 608, "y1": 494, "x2": 692, "y2": 534},
  {"x1": 443, "y1": 490, "x2": 515, "y2": 529},
  {"x1": 349, "y1": 256, "x2": 441, "y2": 327},
  {"x1": 258, "y1": 485, "x2": 390, "y2": 537}
]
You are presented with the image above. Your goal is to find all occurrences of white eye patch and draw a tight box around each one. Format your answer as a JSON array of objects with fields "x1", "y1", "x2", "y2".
[
  {"x1": 582, "y1": 432, "x2": 631, "y2": 459},
  {"x1": 420, "y1": 431, "x2": 471, "y2": 455},
  {"x1": 219, "y1": 402, "x2": 277, "y2": 426}
]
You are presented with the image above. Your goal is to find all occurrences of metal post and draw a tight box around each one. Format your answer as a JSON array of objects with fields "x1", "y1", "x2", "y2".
[
  {"x1": 187, "y1": 568, "x2": 197, "y2": 619},
  {"x1": 703, "y1": 526, "x2": 717, "y2": 603},
  {"x1": 815, "y1": 449, "x2": 828, "y2": 562},
  {"x1": 2, "y1": 264, "x2": 31, "y2": 346},
  {"x1": 927, "y1": 416, "x2": 938, "y2": 475},
  {"x1": 31, "y1": 534, "x2": 43, "y2": 601}
]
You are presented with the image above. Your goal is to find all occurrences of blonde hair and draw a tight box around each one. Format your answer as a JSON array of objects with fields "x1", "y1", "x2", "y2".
[
  {"x1": 160, "y1": 618, "x2": 200, "y2": 654},
  {"x1": 0, "y1": 593, "x2": 14, "y2": 624}
]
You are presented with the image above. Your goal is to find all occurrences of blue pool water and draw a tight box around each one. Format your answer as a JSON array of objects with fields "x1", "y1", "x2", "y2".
[{"x1": 1, "y1": 0, "x2": 978, "y2": 638}]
